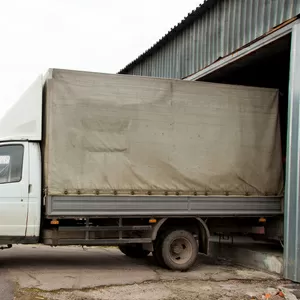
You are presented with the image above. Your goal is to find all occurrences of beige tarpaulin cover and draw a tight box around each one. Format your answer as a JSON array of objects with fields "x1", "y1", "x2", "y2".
[{"x1": 44, "y1": 69, "x2": 283, "y2": 196}]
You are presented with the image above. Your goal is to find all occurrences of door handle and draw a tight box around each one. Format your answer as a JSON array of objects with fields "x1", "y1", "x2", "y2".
[{"x1": 28, "y1": 184, "x2": 32, "y2": 194}]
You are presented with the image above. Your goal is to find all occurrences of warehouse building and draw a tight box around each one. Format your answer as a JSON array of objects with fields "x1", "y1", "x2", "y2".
[{"x1": 120, "y1": 0, "x2": 300, "y2": 282}]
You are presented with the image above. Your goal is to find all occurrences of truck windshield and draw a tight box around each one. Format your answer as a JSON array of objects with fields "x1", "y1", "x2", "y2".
[{"x1": 0, "y1": 145, "x2": 23, "y2": 184}]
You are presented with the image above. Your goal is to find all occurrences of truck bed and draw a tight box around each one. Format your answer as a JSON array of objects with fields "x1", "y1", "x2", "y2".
[{"x1": 43, "y1": 69, "x2": 283, "y2": 206}]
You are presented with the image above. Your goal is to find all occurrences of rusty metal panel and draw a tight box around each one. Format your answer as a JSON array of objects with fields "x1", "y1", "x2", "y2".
[
  {"x1": 120, "y1": 0, "x2": 300, "y2": 79},
  {"x1": 284, "y1": 21, "x2": 300, "y2": 282}
]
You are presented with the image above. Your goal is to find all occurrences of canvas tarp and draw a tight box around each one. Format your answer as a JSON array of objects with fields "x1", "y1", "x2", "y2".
[{"x1": 43, "y1": 69, "x2": 283, "y2": 196}]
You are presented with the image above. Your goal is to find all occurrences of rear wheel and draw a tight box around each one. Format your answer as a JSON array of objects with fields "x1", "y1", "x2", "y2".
[
  {"x1": 152, "y1": 236, "x2": 166, "y2": 268},
  {"x1": 119, "y1": 244, "x2": 150, "y2": 258},
  {"x1": 159, "y1": 230, "x2": 198, "y2": 271}
]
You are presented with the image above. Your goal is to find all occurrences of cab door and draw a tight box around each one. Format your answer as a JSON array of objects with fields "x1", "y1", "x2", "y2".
[{"x1": 0, "y1": 142, "x2": 29, "y2": 238}]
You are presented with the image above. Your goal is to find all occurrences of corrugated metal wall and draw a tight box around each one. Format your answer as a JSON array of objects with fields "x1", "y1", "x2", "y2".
[{"x1": 123, "y1": 0, "x2": 300, "y2": 79}]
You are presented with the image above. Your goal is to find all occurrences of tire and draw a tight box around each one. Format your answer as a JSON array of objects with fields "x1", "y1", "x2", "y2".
[
  {"x1": 119, "y1": 244, "x2": 150, "y2": 258},
  {"x1": 160, "y1": 230, "x2": 198, "y2": 271},
  {"x1": 152, "y1": 235, "x2": 166, "y2": 268}
]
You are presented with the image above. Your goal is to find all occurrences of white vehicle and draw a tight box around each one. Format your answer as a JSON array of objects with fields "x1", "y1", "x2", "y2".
[{"x1": 0, "y1": 69, "x2": 283, "y2": 270}]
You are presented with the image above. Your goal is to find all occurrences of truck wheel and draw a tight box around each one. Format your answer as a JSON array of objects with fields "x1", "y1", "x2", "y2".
[
  {"x1": 119, "y1": 244, "x2": 150, "y2": 258},
  {"x1": 160, "y1": 230, "x2": 198, "y2": 271},
  {"x1": 152, "y1": 236, "x2": 166, "y2": 268}
]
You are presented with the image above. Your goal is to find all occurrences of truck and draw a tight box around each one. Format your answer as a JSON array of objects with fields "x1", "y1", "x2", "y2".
[{"x1": 0, "y1": 69, "x2": 283, "y2": 271}]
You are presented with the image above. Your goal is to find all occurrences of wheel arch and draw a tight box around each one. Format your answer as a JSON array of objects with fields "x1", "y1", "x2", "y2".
[{"x1": 151, "y1": 217, "x2": 210, "y2": 255}]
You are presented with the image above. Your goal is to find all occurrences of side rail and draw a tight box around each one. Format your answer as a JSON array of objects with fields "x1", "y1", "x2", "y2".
[{"x1": 46, "y1": 195, "x2": 283, "y2": 217}]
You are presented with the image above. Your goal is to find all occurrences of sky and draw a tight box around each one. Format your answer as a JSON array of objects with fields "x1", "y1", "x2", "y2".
[{"x1": 0, "y1": 0, "x2": 202, "y2": 118}]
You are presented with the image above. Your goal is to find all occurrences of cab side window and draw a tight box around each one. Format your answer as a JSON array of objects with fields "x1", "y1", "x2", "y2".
[{"x1": 0, "y1": 145, "x2": 24, "y2": 184}]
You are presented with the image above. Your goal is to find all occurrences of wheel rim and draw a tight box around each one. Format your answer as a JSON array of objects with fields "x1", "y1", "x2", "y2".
[{"x1": 169, "y1": 237, "x2": 193, "y2": 265}]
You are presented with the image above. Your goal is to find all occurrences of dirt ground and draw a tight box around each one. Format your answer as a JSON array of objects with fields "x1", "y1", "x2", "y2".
[
  {"x1": 0, "y1": 245, "x2": 298, "y2": 300},
  {"x1": 16, "y1": 279, "x2": 299, "y2": 300}
]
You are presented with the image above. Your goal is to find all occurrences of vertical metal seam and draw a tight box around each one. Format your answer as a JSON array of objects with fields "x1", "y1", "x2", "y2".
[{"x1": 284, "y1": 21, "x2": 300, "y2": 281}]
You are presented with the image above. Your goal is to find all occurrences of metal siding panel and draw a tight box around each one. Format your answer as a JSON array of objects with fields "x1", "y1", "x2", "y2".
[
  {"x1": 160, "y1": 48, "x2": 164, "y2": 77},
  {"x1": 175, "y1": 35, "x2": 180, "y2": 77},
  {"x1": 186, "y1": 27, "x2": 190, "y2": 75},
  {"x1": 192, "y1": 21, "x2": 197, "y2": 73},
  {"x1": 251, "y1": 0, "x2": 259, "y2": 41},
  {"x1": 188, "y1": 27, "x2": 192, "y2": 75},
  {"x1": 229, "y1": 0, "x2": 235, "y2": 50},
  {"x1": 46, "y1": 196, "x2": 283, "y2": 217},
  {"x1": 166, "y1": 43, "x2": 170, "y2": 78},
  {"x1": 203, "y1": 11, "x2": 209, "y2": 68},
  {"x1": 272, "y1": 0, "x2": 279, "y2": 28},
  {"x1": 232, "y1": 0, "x2": 238, "y2": 51},
  {"x1": 223, "y1": 0, "x2": 230, "y2": 56},
  {"x1": 162, "y1": 47, "x2": 166, "y2": 77},
  {"x1": 152, "y1": 54, "x2": 156, "y2": 77},
  {"x1": 297, "y1": 0, "x2": 300, "y2": 15},
  {"x1": 199, "y1": 14, "x2": 205, "y2": 70},
  {"x1": 180, "y1": 31, "x2": 184, "y2": 78},
  {"x1": 219, "y1": 0, "x2": 225, "y2": 57},
  {"x1": 256, "y1": 0, "x2": 263, "y2": 37},
  {"x1": 166, "y1": 45, "x2": 170, "y2": 77},
  {"x1": 147, "y1": 59, "x2": 151, "y2": 76},
  {"x1": 194, "y1": 20, "x2": 199, "y2": 71},
  {"x1": 156, "y1": 51, "x2": 160, "y2": 77},
  {"x1": 186, "y1": 29, "x2": 190, "y2": 76},
  {"x1": 183, "y1": 30, "x2": 187, "y2": 77},
  {"x1": 286, "y1": 0, "x2": 293, "y2": 20},
  {"x1": 152, "y1": 55, "x2": 156, "y2": 77},
  {"x1": 282, "y1": 0, "x2": 288, "y2": 23},
  {"x1": 145, "y1": 60, "x2": 148, "y2": 76},
  {"x1": 235, "y1": 0, "x2": 242, "y2": 49},
  {"x1": 167, "y1": 42, "x2": 171, "y2": 78},
  {"x1": 209, "y1": 6, "x2": 214, "y2": 65},
  {"x1": 179, "y1": 32, "x2": 183, "y2": 77},
  {"x1": 213, "y1": 1, "x2": 219, "y2": 58},
  {"x1": 284, "y1": 22, "x2": 300, "y2": 282},
  {"x1": 161, "y1": 49, "x2": 165, "y2": 77},
  {"x1": 138, "y1": 62, "x2": 142, "y2": 76},
  {"x1": 190, "y1": 23, "x2": 195, "y2": 74},
  {"x1": 122, "y1": 0, "x2": 300, "y2": 78},
  {"x1": 171, "y1": 40, "x2": 176, "y2": 78},
  {"x1": 158, "y1": 50, "x2": 162, "y2": 77},
  {"x1": 154, "y1": 52, "x2": 158, "y2": 77},
  {"x1": 240, "y1": 0, "x2": 247, "y2": 46},
  {"x1": 168, "y1": 44, "x2": 172, "y2": 78},
  {"x1": 198, "y1": 17, "x2": 203, "y2": 70},
  {"x1": 213, "y1": 4, "x2": 219, "y2": 62},
  {"x1": 212, "y1": 5, "x2": 216, "y2": 63},
  {"x1": 216, "y1": 1, "x2": 222, "y2": 59},
  {"x1": 265, "y1": 0, "x2": 271, "y2": 33},
  {"x1": 141, "y1": 61, "x2": 145, "y2": 76}
]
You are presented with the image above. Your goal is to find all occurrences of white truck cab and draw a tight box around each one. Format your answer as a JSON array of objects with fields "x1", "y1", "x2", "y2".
[{"x1": 0, "y1": 76, "x2": 43, "y2": 244}]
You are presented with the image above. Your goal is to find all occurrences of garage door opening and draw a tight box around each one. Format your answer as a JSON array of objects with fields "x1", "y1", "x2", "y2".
[
  {"x1": 199, "y1": 34, "x2": 291, "y2": 184},
  {"x1": 183, "y1": 17, "x2": 300, "y2": 281},
  {"x1": 191, "y1": 31, "x2": 295, "y2": 277}
]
